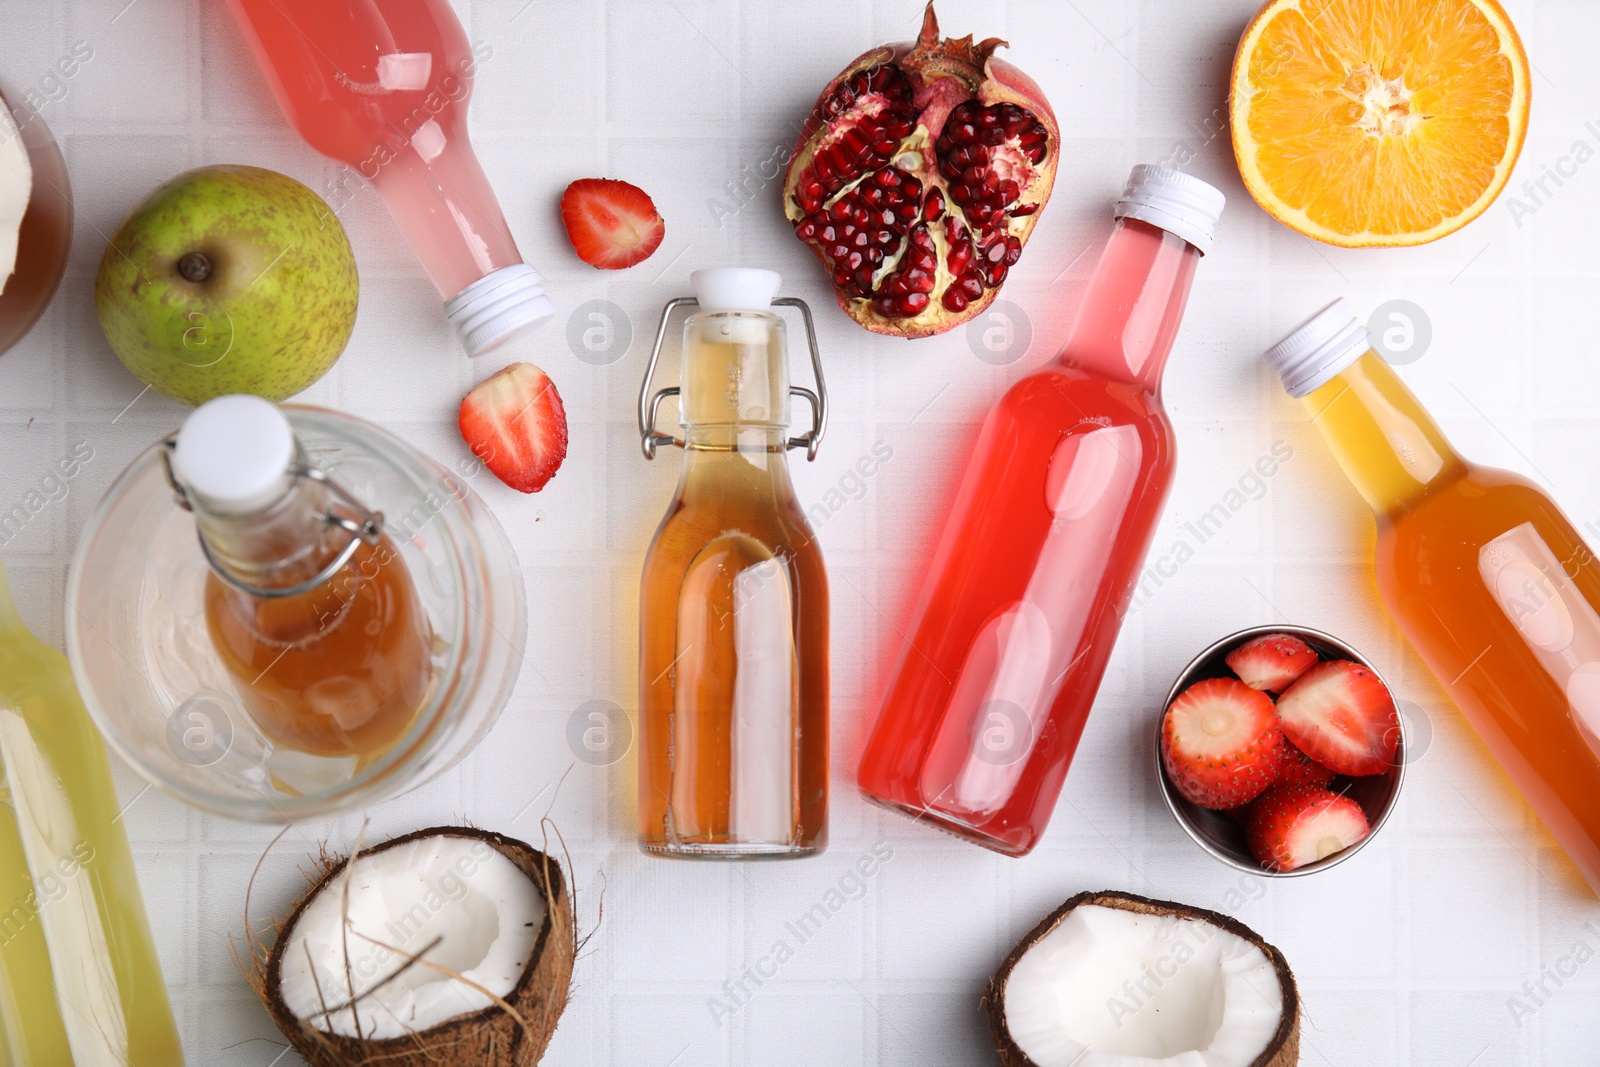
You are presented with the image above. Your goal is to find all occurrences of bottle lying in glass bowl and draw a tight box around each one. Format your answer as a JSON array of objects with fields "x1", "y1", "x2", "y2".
[{"x1": 67, "y1": 396, "x2": 527, "y2": 820}]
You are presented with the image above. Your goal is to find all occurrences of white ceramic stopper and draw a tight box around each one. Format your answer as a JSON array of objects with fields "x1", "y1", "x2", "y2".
[
  {"x1": 691, "y1": 268, "x2": 782, "y2": 312},
  {"x1": 173, "y1": 394, "x2": 296, "y2": 514}
]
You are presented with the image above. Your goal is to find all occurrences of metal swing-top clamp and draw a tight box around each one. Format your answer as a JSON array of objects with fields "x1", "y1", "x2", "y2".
[
  {"x1": 639, "y1": 295, "x2": 830, "y2": 462},
  {"x1": 159, "y1": 435, "x2": 387, "y2": 601}
]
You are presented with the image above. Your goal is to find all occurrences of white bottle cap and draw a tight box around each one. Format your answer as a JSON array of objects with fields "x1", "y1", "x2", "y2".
[
  {"x1": 1114, "y1": 165, "x2": 1227, "y2": 255},
  {"x1": 1264, "y1": 298, "x2": 1374, "y2": 398},
  {"x1": 173, "y1": 395, "x2": 296, "y2": 514},
  {"x1": 691, "y1": 267, "x2": 782, "y2": 312},
  {"x1": 444, "y1": 263, "x2": 557, "y2": 357}
]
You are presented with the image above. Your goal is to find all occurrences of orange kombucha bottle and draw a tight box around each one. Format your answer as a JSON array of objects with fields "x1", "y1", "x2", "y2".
[{"x1": 1267, "y1": 299, "x2": 1600, "y2": 894}]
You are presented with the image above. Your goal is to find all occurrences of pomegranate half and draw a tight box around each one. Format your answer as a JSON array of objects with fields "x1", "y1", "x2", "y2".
[{"x1": 782, "y1": 2, "x2": 1059, "y2": 339}]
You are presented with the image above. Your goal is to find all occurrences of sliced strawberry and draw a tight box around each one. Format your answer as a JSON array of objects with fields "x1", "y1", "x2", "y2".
[
  {"x1": 1161, "y1": 677, "x2": 1284, "y2": 810},
  {"x1": 1225, "y1": 632, "x2": 1319, "y2": 692},
  {"x1": 1247, "y1": 784, "x2": 1370, "y2": 872},
  {"x1": 459, "y1": 362, "x2": 568, "y2": 493},
  {"x1": 1276, "y1": 739, "x2": 1336, "y2": 789},
  {"x1": 1276, "y1": 660, "x2": 1398, "y2": 776},
  {"x1": 560, "y1": 178, "x2": 665, "y2": 269}
]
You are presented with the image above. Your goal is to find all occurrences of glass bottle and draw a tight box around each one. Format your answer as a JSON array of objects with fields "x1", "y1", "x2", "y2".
[
  {"x1": 1265, "y1": 300, "x2": 1600, "y2": 895},
  {"x1": 857, "y1": 166, "x2": 1225, "y2": 856},
  {"x1": 223, "y1": 0, "x2": 554, "y2": 355},
  {"x1": 69, "y1": 402, "x2": 526, "y2": 821},
  {"x1": 167, "y1": 395, "x2": 435, "y2": 764},
  {"x1": 0, "y1": 74, "x2": 73, "y2": 357},
  {"x1": 0, "y1": 557, "x2": 184, "y2": 1065},
  {"x1": 637, "y1": 269, "x2": 830, "y2": 858}
]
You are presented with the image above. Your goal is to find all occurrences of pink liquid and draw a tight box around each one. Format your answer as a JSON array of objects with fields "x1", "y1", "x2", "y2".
[
  {"x1": 224, "y1": 0, "x2": 521, "y2": 301},
  {"x1": 857, "y1": 218, "x2": 1202, "y2": 855}
]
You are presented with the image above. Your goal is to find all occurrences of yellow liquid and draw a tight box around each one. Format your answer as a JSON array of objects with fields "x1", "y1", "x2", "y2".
[
  {"x1": 0, "y1": 563, "x2": 183, "y2": 1065},
  {"x1": 1307, "y1": 353, "x2": 1600, "y2": 893}
]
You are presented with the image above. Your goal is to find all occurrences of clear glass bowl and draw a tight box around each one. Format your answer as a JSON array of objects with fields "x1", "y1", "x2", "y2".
[{"x1": 67, "y1": 406, "x2": 527, "y2": 821}]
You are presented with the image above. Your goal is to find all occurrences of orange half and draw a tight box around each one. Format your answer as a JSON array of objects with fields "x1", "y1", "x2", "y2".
[{"x1": 1231, "y1": 0, "x2": 1530, "y2": 247}]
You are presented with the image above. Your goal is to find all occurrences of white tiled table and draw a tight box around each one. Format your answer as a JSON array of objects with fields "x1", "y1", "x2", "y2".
[{"x1": 4, "y1": 0, "x2": 1600, "y2": 1063}]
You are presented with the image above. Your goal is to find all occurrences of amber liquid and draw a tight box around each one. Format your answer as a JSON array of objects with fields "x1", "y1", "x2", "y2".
[
  {"x1": 638, "y1": 432, "x2": 829, "y2": 856},
  {"x1": 1307, "y1": 353, "x2": 1600, "y2": 894},
  {"x1": 0, "y1": 83, "x2": 73, "y2": 356},
  {"x1": 205, "y1": 534, "x2": 433, "y2": 759}
]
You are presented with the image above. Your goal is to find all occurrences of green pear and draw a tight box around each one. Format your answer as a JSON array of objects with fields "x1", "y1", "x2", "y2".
[{"x1": 94, "y1": 165, "x2": 358, "y2": 406}]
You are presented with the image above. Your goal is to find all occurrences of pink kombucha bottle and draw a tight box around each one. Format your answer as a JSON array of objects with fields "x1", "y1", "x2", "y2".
[
  {"x1": 857, "y1": 165, "x2": 1225, "y2": 856},
  {"x1": 225, "y1": 0, "x2": 554, "y2": 355}
]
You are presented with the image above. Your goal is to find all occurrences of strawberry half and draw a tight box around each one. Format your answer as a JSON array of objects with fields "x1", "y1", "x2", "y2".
[
  {"x1": 1225, "y1": 632, "x2": 1319, "y2": 692},
  {"x1": 1276, "y1": 659, "x2": 1398, "y2": 776},
  {"x1": 1247, "y1": 784, "x2": 1370, "y2": 872},
  {"x1": 1161, "y1": 677, "x2": 1284, "y2": 810},
  {"x1": 1276, "y1": 739, "x2": 1336, "y2": 789},
  {"x1": 459, "y1": 362, "x2": 569, "y2": 493},
  {"x1": 560, "y1": 178, "x2": 665, "y2": 269}
]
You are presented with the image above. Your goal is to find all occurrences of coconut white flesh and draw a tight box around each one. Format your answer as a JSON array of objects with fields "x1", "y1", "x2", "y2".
[
  {"x1": 0, "y1": 105, "x2": 33, "y2": 296},
  {"x1": 278, "y1": 835, "x2": 545, "y2": 1040},
  {"x1": 1004, "y1": 904, "x2": 1282, "y2": 1067}
]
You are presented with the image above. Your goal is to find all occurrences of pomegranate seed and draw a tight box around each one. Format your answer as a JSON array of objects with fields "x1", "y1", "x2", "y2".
[
  {"x1": 1004, "y1": 236, "x2": 1023, "y2": 265},
  {"x1": 943, "y1": 289, "x2": 970, "y2": 312},
  {"x1": 984, "y1": 239, "x2": 1007, "y2": 263},
  {"x1": 923, "y1": 190, "x2": 945, "y2": 221},
  {"x1": 996, "y1": 179, "x2": 1021, "y2": 204},
  {"x1": 903, "y1": 268, "x2": 934, "y2": 292},
  {"x1": 795, "y1": 220, "x2": 817, "y2": 240},
  {"x1": 901, "y1": 292, "x2": 930, "y2": 313},
  {"x1": 876, "y1": 168, "x2": 901, "y2": 188},
  {"x1": 895, "y1": 201, "x2": 920, "y2": 222},
  {"x1": 959, "y1": 275, "x2": 985, "y2": 300},
  {"x1": 1012, "y1": 202, "x2": 1039, "y2": 217}
]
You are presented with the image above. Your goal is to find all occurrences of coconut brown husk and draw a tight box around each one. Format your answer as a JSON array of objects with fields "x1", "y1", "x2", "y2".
[
  {"x1": 983, "y1": 889, "x2": 1300, "y2": 1067},
  {"x1": 254, "y1": 826, "x2": 574, "y2": 1067}
]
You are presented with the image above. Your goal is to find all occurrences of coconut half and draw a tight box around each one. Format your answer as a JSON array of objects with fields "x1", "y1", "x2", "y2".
[
  {"x1": 0, "y1": 103, "x2": 33, "y2": 296},
  {"x1": 985, "y1": 891, "x2": 1299, "y2": 1067},
  {"x1": 257, "y1": 827, "x2": 574, "y2": 1067}
]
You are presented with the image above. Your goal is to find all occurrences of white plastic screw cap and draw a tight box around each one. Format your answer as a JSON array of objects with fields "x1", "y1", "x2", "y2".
[
  {"x1": 445, "y1": 263, "x2": 557, "y2": 357},
  {"x1": 173, "y1": 394, "x2": 295, "y2": 514},
  {"x1": 1114, "y1": 164, "x2": 1227, "y2": 255},
  {"x1": 691, "y1": 268, "x2": 782, "y2": 312},
  {"x1": 1264, "y1": 298, "x2": 1373, "y2": 398}
]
